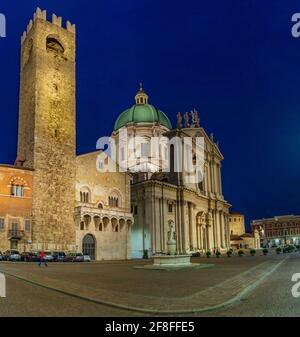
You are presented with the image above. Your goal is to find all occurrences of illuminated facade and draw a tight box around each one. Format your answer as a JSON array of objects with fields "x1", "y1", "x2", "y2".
[{"x1": 251, "y1": 215, "x2": 300, "y2": 246}]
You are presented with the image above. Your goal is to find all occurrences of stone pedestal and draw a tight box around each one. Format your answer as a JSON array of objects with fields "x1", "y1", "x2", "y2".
[
  {"x1": 167, "y1": 242, "x2": 176, "y2": 255},
  {"x1": 153, "y1": 255, "x2": 191, "y2": 267}
]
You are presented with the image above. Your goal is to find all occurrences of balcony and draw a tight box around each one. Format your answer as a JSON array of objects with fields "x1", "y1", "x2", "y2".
[
  {"x1": 8, "y1": 230, "x2": 25, "y2": 240},
  {"x1": 74, "y1": 204, "x2": 132, "y2": 219}
]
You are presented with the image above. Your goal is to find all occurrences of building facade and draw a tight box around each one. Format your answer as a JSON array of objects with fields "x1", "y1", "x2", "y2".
[
  {"x1": 229, "y1": 212, "x2": 245, "y2": 236},
  {"x1": 251, "y1": 215, "x2": 300, "y2": 247},
  {"x1": 17, "y1": 8, "x2": 76, "y2": 251},
  {"x1": 74, "y1": 152, "x2": 133, "y2": 260},
  {"x1": 112, "y1": 87, "x2": 231, "y2": 258},
  {"x1": 0, "y1": 165, "x2": 33, "y2": 252},
  {"x1": 229, "y1": 212, "x2": 260, "y2": 249}
]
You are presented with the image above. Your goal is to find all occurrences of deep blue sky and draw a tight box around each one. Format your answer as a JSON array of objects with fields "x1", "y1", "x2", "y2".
[{"x1": 0, "y1": 0, "x2": 300, "y2": 229}]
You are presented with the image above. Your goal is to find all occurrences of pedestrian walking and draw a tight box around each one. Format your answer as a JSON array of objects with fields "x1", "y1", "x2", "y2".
[{"x1": 38, "y1": 250, "x2": 47, "y2": 267}]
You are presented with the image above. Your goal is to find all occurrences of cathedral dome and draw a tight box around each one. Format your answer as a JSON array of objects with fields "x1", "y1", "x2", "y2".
[{"x1": 113, "y1": 84, "x2": 172, "y2": 131}]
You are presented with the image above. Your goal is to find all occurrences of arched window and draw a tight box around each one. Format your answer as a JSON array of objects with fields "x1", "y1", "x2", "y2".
[
  {"x1": 111, "y1": 218, "x2": 118, "y2": 232},
  {"x1": 98, "y1": 203, "x2": 103, "y2": 209},
  {"x1": 10, "y1": 177, "x2": 27, "y2": 197},
  {"x1": 109, "y1": 190, "x2": 121, "y2": 208},
  {"x1": 46, "y1": 36, "x2": 64, "y2": 54},
  {"x1": 109, "y1": 196, "x2": 119, "y2": 208},
  {"x1": 80, "y1": 188, "x2": 91, "y2": 204}
]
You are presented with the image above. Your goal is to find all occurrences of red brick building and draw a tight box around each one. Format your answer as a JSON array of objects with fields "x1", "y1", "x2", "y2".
[{"x1": 0, "y1": 164, "x2": 33, "y2": 252}]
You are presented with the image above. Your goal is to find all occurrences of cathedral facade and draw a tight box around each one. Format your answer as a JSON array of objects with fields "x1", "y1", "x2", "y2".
[
  {"x1": 112, "y1": 88, "x2": 231, "y2": 258},
  {"x1": 0, "y1": 8, "x2": 231, "y2": 259}
]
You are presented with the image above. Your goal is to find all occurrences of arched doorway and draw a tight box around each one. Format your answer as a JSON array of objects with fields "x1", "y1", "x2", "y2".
[{"x1": 82, "y1": 234, "x2": 96, "y2": 260}]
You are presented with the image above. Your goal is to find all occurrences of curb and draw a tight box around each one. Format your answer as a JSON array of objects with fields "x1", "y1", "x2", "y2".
[{"x1": 0, "y1": 257, "x2": 288, "y2": 315}]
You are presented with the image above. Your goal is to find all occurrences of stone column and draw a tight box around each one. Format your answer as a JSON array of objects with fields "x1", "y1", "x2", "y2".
[
  {"x1": 162, "y1": 199, "x2": 168, "y2": 252},
  {"x1": 199, "y1": 225, "x2": 203, "y2": 251},
  {"x1": 218, "y1": 164, "x2": 223, "y2": 196},
  {"x1": 216, "y1": 210, "x2": 221, "y2": 249},
  {"x1": 150, "y1": 193, "x2": 156, "y2": 255},
  {"x1": 207, "y1": 225, "x2": 211, "y2": 250},
  {"x1": 224, "y1": 214, "x2": 230, "y2": 248},
  {"x1": 219, "y1": 211, "x2": 225, "y2": 249},
  {"x1": 192, "y1": 205, "x2": 197, "y2": 250},
  {"x1": 157, "y1": 198, "x2": 161, "y2": 253},
  {"x1": 212, "y1": 210, "x2": 218, "y2": 249},
  {"x1": 175, "y1": 198, "x2": 182, "y2": 253},
  {"x1": 206, "y1": 161, "x2": 210, "y2": 194},
  {"x1": 214, "y1": 162, "x2": 219, "y2": 195},
  {"x1": 182, "y1": 201, "x2": 189, "y2": 253},
  {"x1": 209, "y1": 161, "x2": 214, "y2": 193},
  {"x1": 203, "y1": 226, "x2": 207, "y2": 251}
]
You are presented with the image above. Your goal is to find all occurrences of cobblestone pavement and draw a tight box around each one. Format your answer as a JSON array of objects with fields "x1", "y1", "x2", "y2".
[
  {"x1": 194, "y1": 254, "x2": 300, "y2": 317},
  {"x1": 0, "y1": 253, "x2": 292, "y2": 316},
  {"x1": 0, "y1": 275, "x2": 144, "y2": 317}
]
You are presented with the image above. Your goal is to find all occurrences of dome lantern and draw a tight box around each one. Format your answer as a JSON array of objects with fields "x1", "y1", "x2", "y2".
[
  {"x1": 135, "y1": 83, "x2": 149, "y2": 105},
  {"x1": 113, "y1": 85, "x2": 172, "y2": 132}
]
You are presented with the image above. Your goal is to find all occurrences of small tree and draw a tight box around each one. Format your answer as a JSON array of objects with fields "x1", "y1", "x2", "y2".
[
  {"x1": 276, "y1": 247, "x2": 282, "y2": 254},
  {"x1": 143, "y1": 249, "x2": 149, "y2": 259},
  {"x1": 206, "y1": 251, "x2": 211, "y2": 258},
  {"x1": 288, "y1": 245, "x2": 295, "y2": 253},
  {"x1": 262, "y1": 248, "x2": 268, "y2": 255},
  {"x1": 238, "y1": 250, "x2": 244, "y2": 257},
  {"x1": 250, "y1": 249, "x2": 256, "y2": 256},
  {"x1": 226, "y1": 250, "x2": 232, "y2": 257},
  {"x1": 216, "y1": 251, "x2": 221, "y2": 258}
]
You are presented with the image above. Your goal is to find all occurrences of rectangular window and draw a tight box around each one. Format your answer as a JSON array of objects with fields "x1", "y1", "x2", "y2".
[
  {"x1": 121, "y1": 147, "x2": 125, "y2": 161},
  {"x1": 0, "y1": 218, "x2": 4, "y2": 230},
  {"x1": 11, "y1": 223, "x2": 18, "y2": 236},
  {"x1": 168, "y1": 204, "x2": 173, "y2": 213},
  {"x1": 25, "y1": 220, "x2": 31, "y2": 232},
  {"x1": 134, "y1": 206, "x2": 138, "y2": 215},
  {"x1": 11, "y1": 185, "x2": 24, "y2": 197},
  {"x1": 98, "y1": 160, "x2": 104, "y2": 170},
  {"x1": 141, "y1": 143, "x2": 148, "y2": 158}
]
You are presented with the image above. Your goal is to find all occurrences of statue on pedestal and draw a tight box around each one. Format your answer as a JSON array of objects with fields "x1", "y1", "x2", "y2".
[
  {"x1": 177, "y1": 112, "x2": 182, "y2": 129},
  {"x1": 184, "y1": 112, "x2": 190, "y2": 128},
  {"x1": 190, "y1": 109, "x2": 200, "y2": 128},
  {"x1": 167, "y1": 221, "x2": 176, "y2": 255}
]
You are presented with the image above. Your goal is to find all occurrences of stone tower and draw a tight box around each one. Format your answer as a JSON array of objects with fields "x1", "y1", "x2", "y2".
[{"x1": 16, "y1": 8, "x2": 76, "y2": 251}]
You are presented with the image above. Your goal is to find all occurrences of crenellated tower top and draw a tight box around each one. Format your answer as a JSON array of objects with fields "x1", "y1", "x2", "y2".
[{"x1": 21, "y1": 7, "x2": 76, "y2": 44}]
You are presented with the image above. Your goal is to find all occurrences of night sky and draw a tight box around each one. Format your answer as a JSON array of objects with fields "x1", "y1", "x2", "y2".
[{"x1": 0, "y1": 0, "x2": 300, "y2": 230}]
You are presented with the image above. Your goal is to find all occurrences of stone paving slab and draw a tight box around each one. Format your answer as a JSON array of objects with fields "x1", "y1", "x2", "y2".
[
  {"x1": 0, "y1": 256, "x2": 276, "y2": 298},
  {"x1": 133, "y1": 262, "x2": 214, "y2": 270},
  {"x1": 0, "y1": 257, "x2": 287, "y2": 314}
]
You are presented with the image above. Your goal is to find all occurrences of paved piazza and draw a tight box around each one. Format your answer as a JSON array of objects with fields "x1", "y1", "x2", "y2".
[{"x1": 1, "y1": 252, "x2": 300, "y2": 316}]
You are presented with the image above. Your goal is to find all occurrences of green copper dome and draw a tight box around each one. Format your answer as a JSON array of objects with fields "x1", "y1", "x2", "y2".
[
  {"x1": 114, "y1": 104, "x2": 172, "y2": 131},
  {"x1": 113, "y1": 85, "x2": 172, "y2": 131}
]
